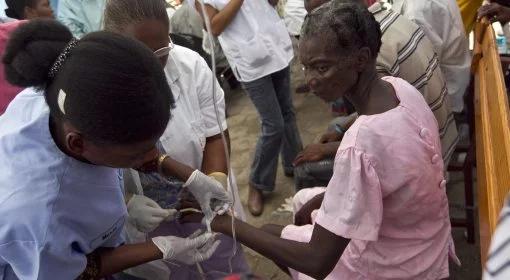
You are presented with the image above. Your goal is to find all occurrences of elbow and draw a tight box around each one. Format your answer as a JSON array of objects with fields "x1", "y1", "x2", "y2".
[
  {"x1": 307, "y1": 253, "x2": 339, "y2": 280},
  {"x1": 308, "y1": 263, "x2": 335, "y2": 280}
]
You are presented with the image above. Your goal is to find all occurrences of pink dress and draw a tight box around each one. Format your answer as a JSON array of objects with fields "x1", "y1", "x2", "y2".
[
  {"x1": 281, "y1": 77, "x2": 458, "y2": 280},
  {"x1": 0, "y1": 20, "x2": 25, "y2": 115}
]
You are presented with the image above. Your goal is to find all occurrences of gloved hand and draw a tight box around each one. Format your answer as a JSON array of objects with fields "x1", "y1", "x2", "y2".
[
  {"x1": 184, "y1": 170, "x2": 232, "y2": 229},
  {"x1": 127, "y1": 195, "x2": 177, "y2": 233},
  {"x1": 152, "y1": 230, "x2": 221, "y2": 265}
]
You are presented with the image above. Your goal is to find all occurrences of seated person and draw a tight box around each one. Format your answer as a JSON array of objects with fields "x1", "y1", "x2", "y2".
[
  {"x1": 390, "y1": 0, "x2": 472, "y2": 114},
  {"x1": 182, "y1": 2, "x2": 458, "y2": 278},
  {"x1": 294, "y1": 0, "x2": 457, "y2": 190}
]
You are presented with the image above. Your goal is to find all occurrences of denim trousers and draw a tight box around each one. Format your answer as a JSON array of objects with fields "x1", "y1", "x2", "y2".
[{"x1": 241, "y1": 66, "x2": 303, "y2": 192}]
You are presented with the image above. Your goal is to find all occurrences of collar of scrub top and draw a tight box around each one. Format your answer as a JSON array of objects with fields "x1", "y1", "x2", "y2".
[{"x1": 159, "y1": 38, "x2": 182, "y2": 100}]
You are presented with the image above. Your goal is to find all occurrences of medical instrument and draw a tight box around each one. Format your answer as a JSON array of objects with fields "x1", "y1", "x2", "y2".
[{"x1": 195, "y1": 0, "x2": 239, "y2": 274}]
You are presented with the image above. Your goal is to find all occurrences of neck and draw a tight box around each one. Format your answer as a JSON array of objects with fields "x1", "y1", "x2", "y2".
[{"x1": 344, "y1": 69, "x2": 398, "y2": 116}]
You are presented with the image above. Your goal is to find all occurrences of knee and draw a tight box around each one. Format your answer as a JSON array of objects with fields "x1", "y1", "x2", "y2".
[{"x1": 263, "y1": 116, "x2": 285, "y2": 136}]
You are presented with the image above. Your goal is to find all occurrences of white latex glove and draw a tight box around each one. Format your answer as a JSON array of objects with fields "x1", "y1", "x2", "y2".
[
  {"x1": 127, "y1": 195, "x2": 177, "y2": 233},
  {"x1": 184, "y1": 170, "x2": 232, "y2": 229},
  {"x1": 152, "y1": 230, "x2": 221, "y2": 265}
]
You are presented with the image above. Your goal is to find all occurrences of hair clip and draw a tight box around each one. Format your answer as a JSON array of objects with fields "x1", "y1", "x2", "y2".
[
  {"x1": 57, "y1": 89, "x2": 67, "y2": 115},
  {"x1": 48, "y1": 38, "x2": 79, "y2": 78}
]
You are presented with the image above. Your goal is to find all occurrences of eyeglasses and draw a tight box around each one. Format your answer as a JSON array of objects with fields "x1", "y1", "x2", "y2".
[{"x1": 154, "y1": 36, "x2": 175, "y2": 58}]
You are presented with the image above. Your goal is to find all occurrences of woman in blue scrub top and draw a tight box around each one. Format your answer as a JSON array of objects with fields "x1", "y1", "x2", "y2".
[{"x1": 0, "y1": 19, "x2": 224, "y2": 279}]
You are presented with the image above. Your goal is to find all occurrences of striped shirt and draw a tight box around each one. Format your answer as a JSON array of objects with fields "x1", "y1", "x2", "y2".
[
  {"x1": 484, "y1": 196, "x2": 510, "y2": 280},
  {"x1": 370, "y1": 2, "x2": 458, "y2": 165}
]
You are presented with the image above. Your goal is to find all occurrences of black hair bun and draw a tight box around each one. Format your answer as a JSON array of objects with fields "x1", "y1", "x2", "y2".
[
  {"x1": 2, "y1": 19, "x2": 73, "y2": 88},
  {"x1": 4, "y1": 8, "x2": 20, "y2": 19}
]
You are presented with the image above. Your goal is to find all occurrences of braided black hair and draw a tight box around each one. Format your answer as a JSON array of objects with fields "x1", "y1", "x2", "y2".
[
  {"x1": 2, "y1": 19, "x2": 174, "y2": 145},
  {"x1": 302, "y1": 0, "x2": 382, "y2": 60}
]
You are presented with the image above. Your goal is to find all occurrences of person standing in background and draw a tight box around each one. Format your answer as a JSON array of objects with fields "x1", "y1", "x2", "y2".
[
  {"x1": 284, "y1": 0, "x2": 306, "y2": 38},
  {"x1": 58, "y1": 0, "x2": 105, "y2": 38},
  {"x1": 4, "y1": 0, "x2": 54, "y2": 20},
  {"x1": 195, "y1": 0, "x2": 303, "y2": 216},
  {"x1": 390, "y1": 0, "x2": 471, "y2": 114}
]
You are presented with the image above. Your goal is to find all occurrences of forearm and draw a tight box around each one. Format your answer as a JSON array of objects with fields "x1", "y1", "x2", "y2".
[
  {"x1": 213, "y1": 218, "x2": 337, "y2": 279},
  {"x1": 202, "y1": 131, "x2": 230, "y2": 174},
  {"x1": 160, "y1": 156, "x2": 195, "y2": 182},
  {"x1": 96, "y1": 242, "x2": 162, "y2": 277},
  {"x1": 197, "y1": 1, "x2": 244, "y2": 36}
]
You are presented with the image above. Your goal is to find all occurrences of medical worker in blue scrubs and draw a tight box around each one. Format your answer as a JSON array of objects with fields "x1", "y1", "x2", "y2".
[{"x1": 0, "y1": 19, "x2": 229, "y2": 279}]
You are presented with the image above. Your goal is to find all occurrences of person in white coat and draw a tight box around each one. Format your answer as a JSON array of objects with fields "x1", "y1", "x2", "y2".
[
  {"x1": 104, "y1": 0, "x2": 249, "y2": 278},
  {"x1": 0, "y1": 19, "x2": 223, "y2": 279},
  {"x1": 195, "y1": 0, "x2": 304, "y2": 216},
  {"x1": 391, "y1": 0, "x2": 472, "y2": 113}
]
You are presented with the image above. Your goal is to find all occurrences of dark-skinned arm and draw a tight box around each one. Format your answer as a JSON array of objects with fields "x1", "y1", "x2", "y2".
[
  {"x1": 195, "y1": 0, "x2": 244, "y2": 36},
  {"x1": 201, "y1": 131, "x2": 230, "y2": 175},
  {"x1": 212, "y1": 215, "x2": 350, "y2": 279},
  {"x1": 80, "y1": 242, "x2": 162, "y2": 279}
]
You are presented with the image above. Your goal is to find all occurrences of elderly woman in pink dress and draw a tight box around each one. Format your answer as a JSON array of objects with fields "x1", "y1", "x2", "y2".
[
  {"x1": 0, "y1": 20, "x2": 25, "y2": 115},
  {"x1": 183, "y1": 1, "x2": 458, "y2": 279}
]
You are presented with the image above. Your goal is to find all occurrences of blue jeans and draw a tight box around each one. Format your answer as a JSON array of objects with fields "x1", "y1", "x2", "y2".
[{"x1": 241, "y1": 67, "x2": 303, "y2": 192}]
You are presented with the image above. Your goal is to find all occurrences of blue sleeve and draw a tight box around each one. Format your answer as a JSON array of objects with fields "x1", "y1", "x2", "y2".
[
  {"x1": 57, "y1": 0, "x2": 86, "y2": 38},
  {"x1": 0, "y1": 241, "x2": 86, "y2": 280}
]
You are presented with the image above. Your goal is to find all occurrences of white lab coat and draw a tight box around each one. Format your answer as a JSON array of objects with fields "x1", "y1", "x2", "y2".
[
  {"x1": 0, "y1": 89, "x2": 126, "y2": 280},
  {"x1": 392, "y1": 0, "x2": 471, "y2": 113},
  {"x1": 127, "y1": 45, "x2": 244, "y2": 218},
  {"x1": 201, "y1": 0, "x2": 293, "y2": 82}
]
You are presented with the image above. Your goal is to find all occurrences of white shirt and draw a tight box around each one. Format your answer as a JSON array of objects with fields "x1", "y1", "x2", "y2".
[
  {"x1": 202, "y1": 0, "x2": 293, "y2": 82},
  {"x1": 0, "y1": 89, "x2": 126, "y2": 279},
  {"x1": 284, "y1": 0, "x2": 307, "y2": 36},
  {"x1": 160, "y1": 45, "x2": 227, "y2": 169},
  {"x1": 160, "y1": 45, "x2": 245, "y2": 219},
  {"x1": 392, "y1": 0, "x2": 471, "y2": 113}
]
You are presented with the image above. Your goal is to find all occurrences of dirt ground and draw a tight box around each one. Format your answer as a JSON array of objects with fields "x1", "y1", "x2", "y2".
[{"x1": 224, "y1": 41, "x2": 483, "y2": 279}]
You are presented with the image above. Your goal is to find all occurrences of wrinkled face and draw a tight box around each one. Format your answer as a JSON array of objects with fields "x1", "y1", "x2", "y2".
[
  {"x1": 123, "y1": 19, "x2": 171, "y2": 67},
  {"x1": 299, "y1": 35, "x2": 359, "y2": 103},
  {"x1": 25, "y1": 0, "x2": 54, "y2": 19}
]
